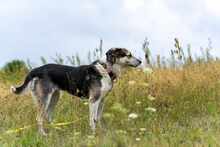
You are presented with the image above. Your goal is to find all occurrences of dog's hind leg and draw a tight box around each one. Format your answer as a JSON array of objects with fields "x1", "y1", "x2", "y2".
[
  {"x1": 97, "y1": 99, "x2": 107, "y2": 130},
  {"x1": 46, "y1": 90, "x2": 60, "y2": 123},
  {"x1": 30, "y1": 78, "x2": 46, "y2": 135},
  {"x1": 31, "y1": 78, "x2": 56, "y2": 136},
  {"x1": 36, "y1": 104, "x2": 48, "y2": 136}
]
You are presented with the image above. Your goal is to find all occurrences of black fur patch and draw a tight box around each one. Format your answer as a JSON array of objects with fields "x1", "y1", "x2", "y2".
[
  {"x1": 29, "y1": 64, "x2": 102, "y2": 99},
  {"x1": 106, "y1": 48, "x2": 129, "y2": 64}
]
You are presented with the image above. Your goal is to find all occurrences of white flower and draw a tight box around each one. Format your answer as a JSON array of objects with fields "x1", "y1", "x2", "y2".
[
  {"x1": 145, "y1": 107, "x2": 156, "y2": 112},
  {"x1": 136, "y1": 101, "x2": 141, "y2": 105},
  {"x1": 128, "y1": 113, "x2": 138, "y2": 119},
  {"x1": 139, "y1": 128, "x2": 146, "y2": 132},
  {"x1": 135, "y1": 138, "x2": 141, "y2": 141},
  {"x1": 142, "y1": 67, "x2": 153, "y2": 74},
  {"x1": 83, "y1": 102, "x2": 88, "y2": 105},
  {"x1": 148, "y1": 95, "x2": 156, "y2": 101},
  {"x1": 128, "y1": 80, "x2": 136, "y2": 85}
]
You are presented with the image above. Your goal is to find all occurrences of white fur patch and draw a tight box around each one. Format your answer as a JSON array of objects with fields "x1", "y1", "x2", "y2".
[
  {"x1": 95, "y1": 63, "x2": 112, "y2": 97},
  {"x1": 100, "y1": 76, "x2": 112, "y2": 97}
]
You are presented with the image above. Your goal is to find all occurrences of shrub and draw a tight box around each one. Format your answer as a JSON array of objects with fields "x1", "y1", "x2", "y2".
[{"x1": 3, "y1": 59, "x2": 28, "y2": 74}]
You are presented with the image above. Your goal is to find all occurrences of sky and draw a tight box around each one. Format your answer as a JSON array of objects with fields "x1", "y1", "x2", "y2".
[{"x1": 0, "y1": 0, "x2": 220, "y2": 67}]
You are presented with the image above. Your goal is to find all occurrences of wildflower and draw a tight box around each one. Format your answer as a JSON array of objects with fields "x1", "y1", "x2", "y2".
[
  {"x1": 139, "y1": 128, "x2": 146, "y2": 132},
  {"x1": 128, "y1": 113, "x2": 138, "y2": 119},
  {"x1": 87, "y1": 135, "x2": 95, "y2": 139},
  {"x1": 83, "y1": 102, "x2": 89, "y2": 105},
  {"x1": 145, "y1": 107, "x2": 156, "y2": 112},
  {"x1": 128, "y1": 80, "x2": 136, "y2": 85},
  {"x1": 111, "y1": 102, "x2": 128, "y2": 114},
  {"x1": 116, "y1": 130, "x2": 127, "y2": 134},
  {"x1": 74, "y1": 132, "x2": 81, "y2": 136},
  {"x1": 142, "y1": 67, "x2": 153, "y2": 74},
  {"x1": 141, "y1": 83, "x2": 149, "y2": 87},
  {"x1": 136, "y1": 101, "x2": 141, "y2": 105},
  {"x1": 137, "y1": 68, "x2": 142, "y2": 72},
  {"x1": 103, "y1": 113, "x2": 114, "y2": 118},
  {"x1": 135, "y1": 138, "x2": 141, "y2": 141},
  {"x1": 148, "y1": 95, "x2": 156, "y2": 101}
]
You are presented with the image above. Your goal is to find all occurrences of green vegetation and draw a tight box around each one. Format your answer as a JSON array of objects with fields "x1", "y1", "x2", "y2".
[
  {"x1": 3, "y1": 60, "x2": 28, "y2": 74},
  {"x1": 1, "y1": 38, "x2": 220, "y2": 146}
]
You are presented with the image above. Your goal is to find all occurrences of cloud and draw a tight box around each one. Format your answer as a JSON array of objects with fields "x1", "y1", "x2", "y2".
[
  {"x1": 205, "y1": 0, "x2": 220, "y2": 16},
  {"x1": 123, "y1": 0, "x2": 145, "y2": 12},
  {"x1": 0, "y1": 0, "x2": 219, "y2": 66}
]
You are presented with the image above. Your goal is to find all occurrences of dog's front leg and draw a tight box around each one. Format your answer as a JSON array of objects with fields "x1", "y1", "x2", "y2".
[
  {"x1": 89, "y1": 102, "x2": 95, "y2": 132},
  {"x1": 89, "y1": 98, "x2": 102, "y2": 133},
  {"x1": 97, "y1": 99, "x2": 107, "y2": 130}
]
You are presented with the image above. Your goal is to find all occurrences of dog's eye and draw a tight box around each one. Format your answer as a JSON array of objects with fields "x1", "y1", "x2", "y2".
[{"x1": 128, "y1": 54, "x2": 132, "y2": 58}]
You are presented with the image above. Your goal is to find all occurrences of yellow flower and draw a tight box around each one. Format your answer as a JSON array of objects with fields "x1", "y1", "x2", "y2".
[
  {"x1": 128, "y1": 80, "x2": 136, "y2": 85},
  {"x1": 103, "y1": 113, "x2": 114, "y2": 118},
  {"x1": 142, "y1": 68, "x2": 153, "y2": 74},
  {"x1": 141, "y1": 83, "x2": 149, "y2": 87}
]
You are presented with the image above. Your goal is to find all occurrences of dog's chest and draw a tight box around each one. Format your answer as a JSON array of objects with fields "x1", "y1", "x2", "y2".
[{"x1": 95, "y1": 63, "x2": 112, "y2": 96}]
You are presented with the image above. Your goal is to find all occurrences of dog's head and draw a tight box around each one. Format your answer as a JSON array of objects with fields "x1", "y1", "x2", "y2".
[{"x1": 106, "y1": 48, "x2": 141, "y2": 67}]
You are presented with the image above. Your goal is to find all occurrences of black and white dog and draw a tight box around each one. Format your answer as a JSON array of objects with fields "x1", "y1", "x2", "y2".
[{"x1": 11, "y1": 48, "x2": 141, "y2": 135}]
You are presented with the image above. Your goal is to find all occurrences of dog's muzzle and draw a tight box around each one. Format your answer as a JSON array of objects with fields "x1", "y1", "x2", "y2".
[{"x1": 129, "y1": 57, "x2": 142, "y2": 67}]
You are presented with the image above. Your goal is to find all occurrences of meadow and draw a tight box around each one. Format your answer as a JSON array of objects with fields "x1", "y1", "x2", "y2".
[{"x1": 1, "y1": 39, "x2": 220, "y2": 146}]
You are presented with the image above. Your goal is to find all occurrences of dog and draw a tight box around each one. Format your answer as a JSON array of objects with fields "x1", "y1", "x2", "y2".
[{"x1": 10, "y1": 48, "x2": 141, "y2": 135}]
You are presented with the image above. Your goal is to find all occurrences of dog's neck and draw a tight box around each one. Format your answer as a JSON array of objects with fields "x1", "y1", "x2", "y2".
[
  {"x1": 93, "y1": 60, "x2": 122, "y2": 81},
  {"x1": 105, "y1": 62, "x2": 123, "y2": 81},
  {"x1": 106, "y1": 63, "x2": 119, "y2": 75}
]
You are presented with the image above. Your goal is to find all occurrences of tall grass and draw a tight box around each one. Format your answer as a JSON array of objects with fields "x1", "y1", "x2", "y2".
[
  {"x1": 1, "y1": 61, "x2": 220, "y2": 146},
  {"x1": 1, "y1": 38, "x2": 220, "y2": 146}
]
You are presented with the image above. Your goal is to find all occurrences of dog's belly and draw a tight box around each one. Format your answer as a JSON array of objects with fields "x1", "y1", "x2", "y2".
[{"x1": 69, "y1": 88, "x2": 89, "y2": 99}]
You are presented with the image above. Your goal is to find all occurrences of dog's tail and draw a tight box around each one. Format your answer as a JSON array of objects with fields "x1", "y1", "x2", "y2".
[{"x1": 10, "y1": 73, "x2": 34, "y2": 95}]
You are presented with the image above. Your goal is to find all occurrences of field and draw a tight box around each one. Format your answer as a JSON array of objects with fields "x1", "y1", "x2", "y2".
[{"x1": 1, "y1": 61, "x2": 220, "y2": 146}]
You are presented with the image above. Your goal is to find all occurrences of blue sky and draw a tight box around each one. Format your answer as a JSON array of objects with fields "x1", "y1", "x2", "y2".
[{"x1": 0, "y1": 0, "x2": 220, "y2": 67}]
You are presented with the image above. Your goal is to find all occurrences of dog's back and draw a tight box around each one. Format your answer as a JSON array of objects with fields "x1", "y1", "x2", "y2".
[{"x1": 11, "y1": 63, "x2": 103, "y2": 97}]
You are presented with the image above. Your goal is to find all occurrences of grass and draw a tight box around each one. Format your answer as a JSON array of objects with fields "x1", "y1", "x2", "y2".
[{"x1": 1, "y1": 62, "x2": 220, "y2": 146}]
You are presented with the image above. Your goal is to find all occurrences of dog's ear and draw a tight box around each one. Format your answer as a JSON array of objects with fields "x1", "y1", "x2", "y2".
[{"x1": 106, "y1": 49, "x2": 116, "y2": 64}]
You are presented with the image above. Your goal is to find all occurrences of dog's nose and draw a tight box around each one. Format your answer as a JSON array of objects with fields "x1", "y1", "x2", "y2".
[{"x1": 138, "y1": 60, "x2": 142, "y2": 65}]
